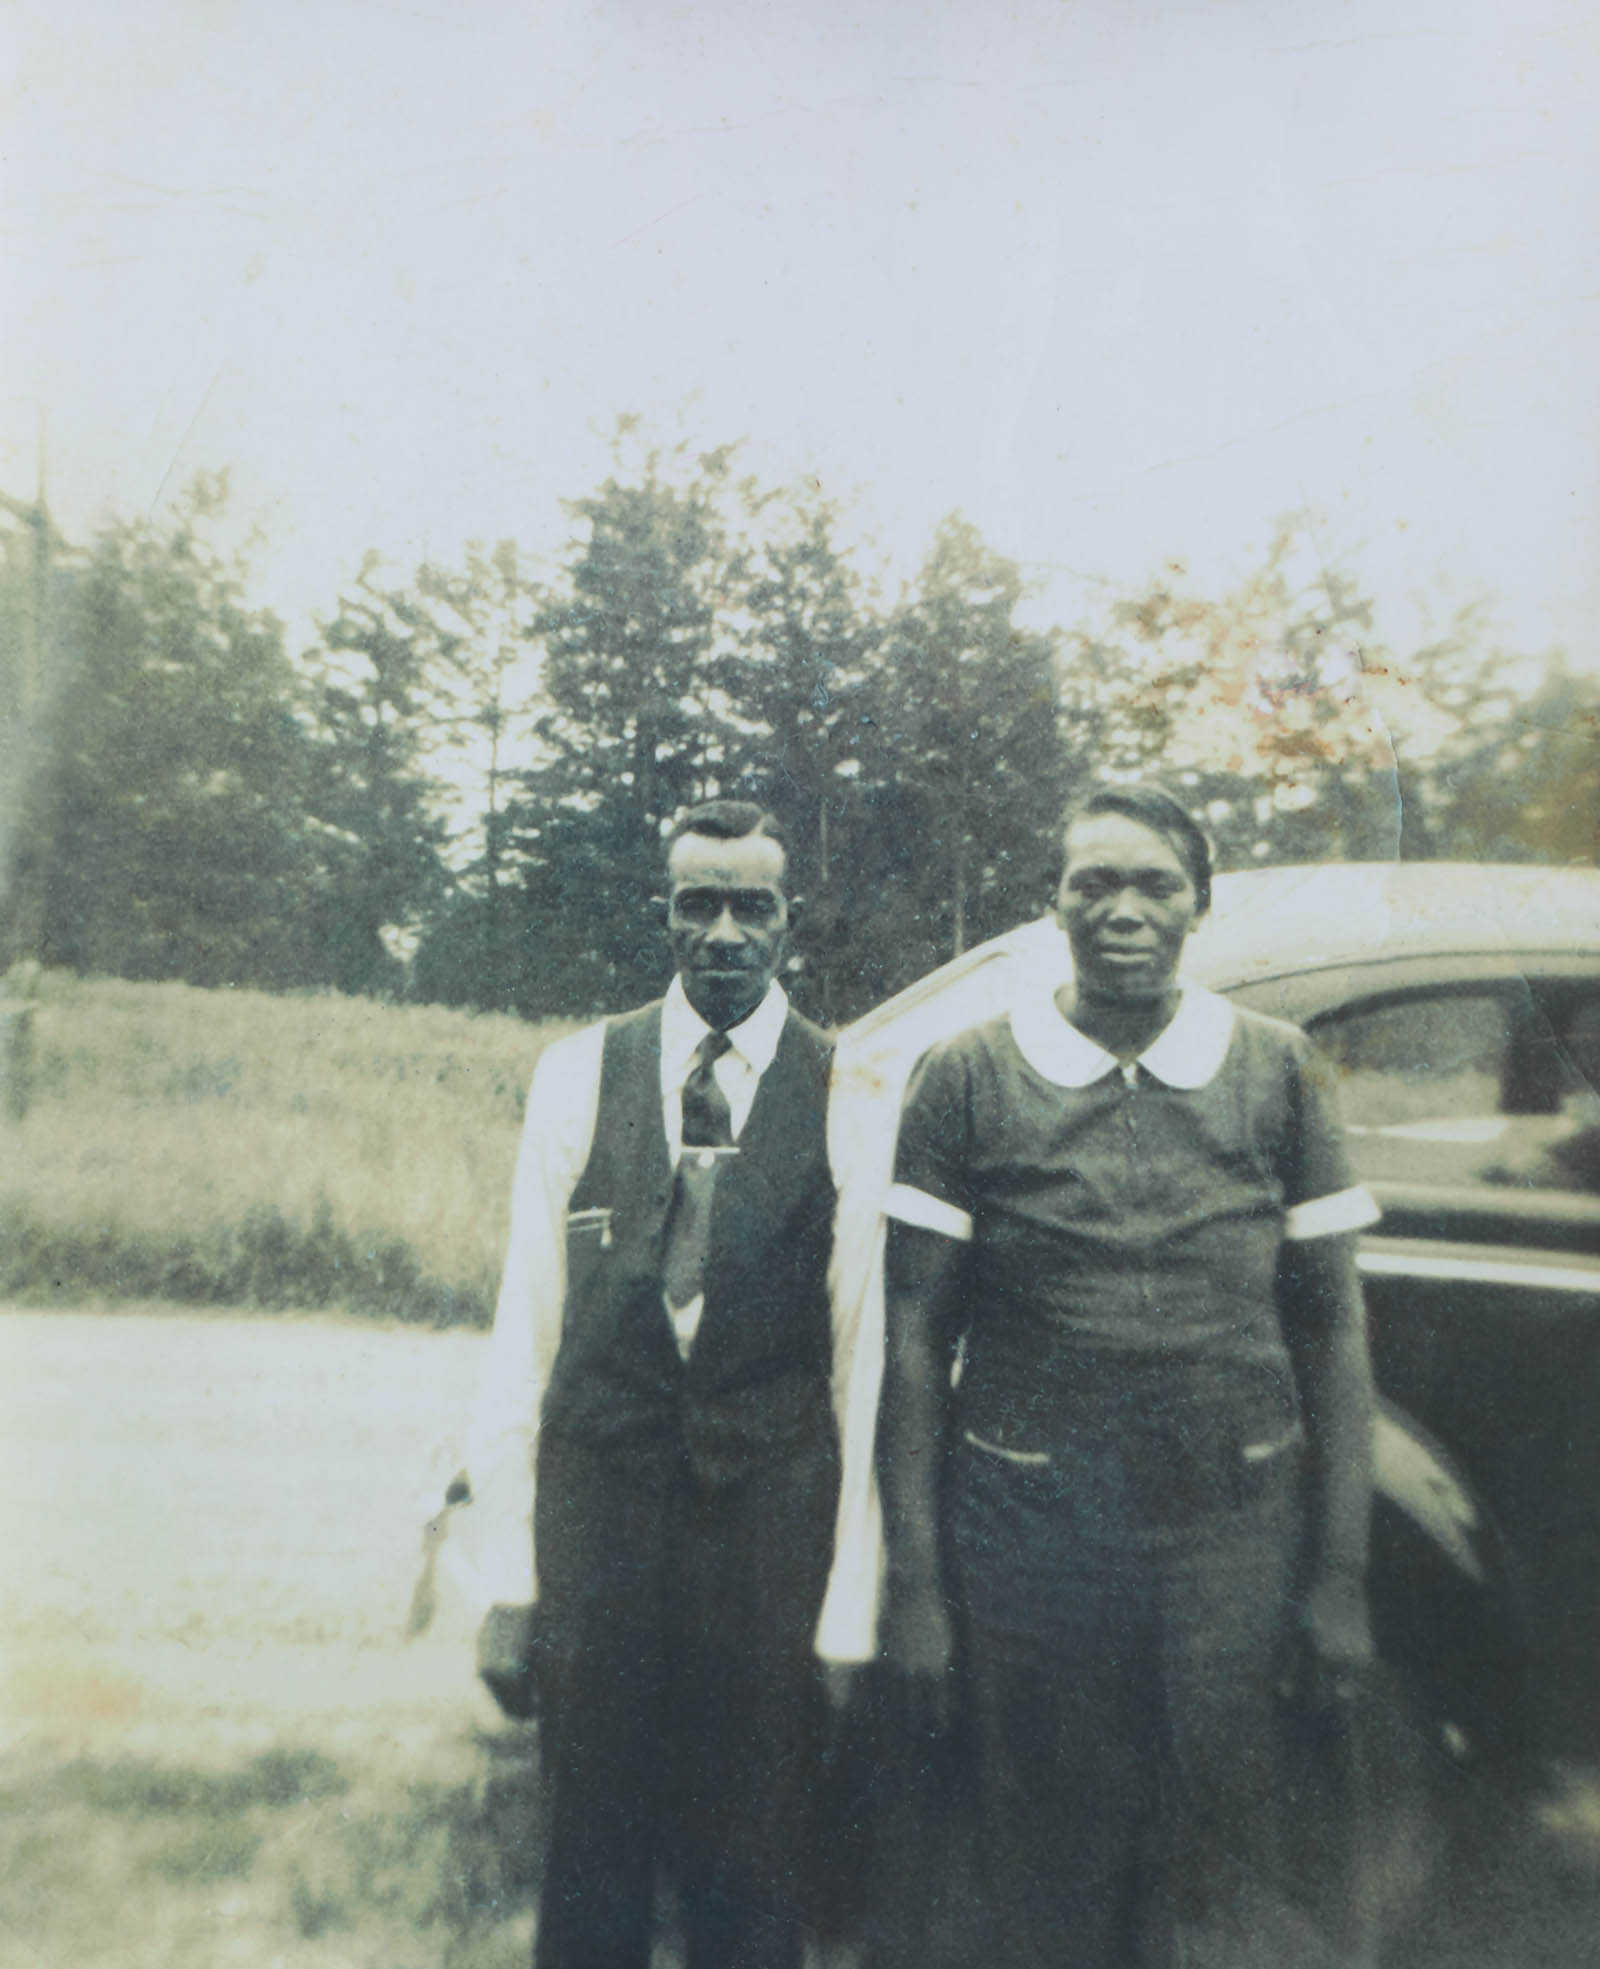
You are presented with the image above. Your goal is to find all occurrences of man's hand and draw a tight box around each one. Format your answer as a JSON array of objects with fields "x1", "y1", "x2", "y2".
[
  {"x1": 880, "y1": 1579, "x2": 957, "y2": 1737},
  {"x1": 1290, "y1": 1570, "x2": 1375, "y2": 1710},
  {"x1": 822, "y1": 1660, "x2": 862, "y2": 1713},
  {"x1": 476, "y1": 1602, "x2": 541, "y2": 1721}
]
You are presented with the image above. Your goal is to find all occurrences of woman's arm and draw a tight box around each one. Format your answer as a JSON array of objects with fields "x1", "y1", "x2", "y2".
[
  {"x1": 1279, "y1": 1230, "x2": 1377, "y2": 1696},
  {"x1": 877, "y1": 1217, "x2": 967, "y2": 1726}
]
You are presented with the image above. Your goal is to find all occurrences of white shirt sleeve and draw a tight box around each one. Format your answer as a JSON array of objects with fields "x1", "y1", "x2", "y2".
[
  {"x1": 814, "y1": 1037, "x2": 898, "y2": 1665},
  {"x1": 465, "y1": 1021, "x2": 604, "y2": 1606}
]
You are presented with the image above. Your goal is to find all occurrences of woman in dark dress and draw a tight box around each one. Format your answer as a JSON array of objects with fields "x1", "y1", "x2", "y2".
[{"x1": 876, "y1": 786, "x2": 1379, "y2": 1967}]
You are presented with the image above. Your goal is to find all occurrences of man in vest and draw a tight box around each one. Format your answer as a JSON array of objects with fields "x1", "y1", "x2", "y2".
[{"x1": 471, "y1": 800, "x2": 845, "y2": 1969}]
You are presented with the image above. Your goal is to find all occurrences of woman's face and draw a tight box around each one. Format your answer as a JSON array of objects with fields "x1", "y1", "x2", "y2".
[{"x1": 1056, "y1": 811, "x2": 1202, "y2": 1003}]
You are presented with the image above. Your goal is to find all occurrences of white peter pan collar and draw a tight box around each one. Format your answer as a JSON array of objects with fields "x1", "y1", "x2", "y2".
[{"x1": 1008, "y1": 981, "x2": 1236, "y2": 1091}]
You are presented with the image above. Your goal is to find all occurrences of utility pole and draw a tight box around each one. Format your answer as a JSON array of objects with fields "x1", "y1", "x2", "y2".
[
  {"x1": 0, "y1": 433, "x2": 54, "y2": 715},
  {"x1": 1, "y1": 422, "x2": 60, "y2": 998}
]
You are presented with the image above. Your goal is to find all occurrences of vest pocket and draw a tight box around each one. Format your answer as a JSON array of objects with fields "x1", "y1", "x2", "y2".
[
  {"x1": 563, "y1": 1208, "x2": 615, "y2": 1306},
  {"x1": 566, "y1": 1206, "x2": 614, "y2": 1249}
]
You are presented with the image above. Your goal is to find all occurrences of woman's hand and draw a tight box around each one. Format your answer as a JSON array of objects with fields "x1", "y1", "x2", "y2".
[{"x1": 1292, "y1": 1569, "x2": 1375, "y2": 1709}]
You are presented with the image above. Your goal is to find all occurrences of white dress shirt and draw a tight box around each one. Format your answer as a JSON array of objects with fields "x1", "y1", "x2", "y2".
[
  {"x1": 658, "y1": 972, "x2": 789, "y2": 1159},
  {"x1": 658, "y1": 977, "x2": 790, "y2": 1357}
]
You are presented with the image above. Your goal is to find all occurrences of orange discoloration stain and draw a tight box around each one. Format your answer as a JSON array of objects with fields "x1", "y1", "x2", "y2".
[{"x1": 7, "y1": 1658, "x2": 143, "y2": 1726}]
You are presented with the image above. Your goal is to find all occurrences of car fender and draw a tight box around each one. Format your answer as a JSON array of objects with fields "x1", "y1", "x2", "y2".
[
  {"x1": 1369, "y1": 1398, "x2": 1536, "y2": 1775},
  {"x1": 1374, "y1": 1401, "x2": 1485, "y2": 1583}
]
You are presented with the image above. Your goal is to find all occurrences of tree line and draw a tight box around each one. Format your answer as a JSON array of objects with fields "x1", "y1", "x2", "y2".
[{"x1": 2, "y1": 441, "x2": 1593, "y2": 1027}]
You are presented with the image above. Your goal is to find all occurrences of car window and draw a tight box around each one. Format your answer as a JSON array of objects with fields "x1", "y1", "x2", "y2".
[{"x1": 1311, "y1": 983, "x2": 1600, "y2": 1196}]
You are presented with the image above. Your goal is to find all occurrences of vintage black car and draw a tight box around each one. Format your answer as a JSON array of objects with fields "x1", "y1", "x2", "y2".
[{"x1": 832, "y1": 860, "x2": 1600, "y2": 1798}]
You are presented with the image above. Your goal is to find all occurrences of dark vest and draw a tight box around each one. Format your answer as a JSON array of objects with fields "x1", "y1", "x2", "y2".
[{"x1": 540, "y1": 1000, "x2": 837, "y2": 1483}]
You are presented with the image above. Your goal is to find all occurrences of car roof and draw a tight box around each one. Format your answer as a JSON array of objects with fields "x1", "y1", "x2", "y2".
[
  {"x1": 844, "y1": 861, "x2": 1600, "y2": 1045},
  {"x1": 1187, "y1": 861, "x2": 1600, "y2": 991}
]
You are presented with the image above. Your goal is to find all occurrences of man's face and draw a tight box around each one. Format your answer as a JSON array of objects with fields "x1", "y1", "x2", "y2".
[
  {"x1": 667, "y1": 830, "x2": 791, "y2": 1029},
  {"x1": 1055, "y1": 811, "x2": 1201, "y2": 1004}
]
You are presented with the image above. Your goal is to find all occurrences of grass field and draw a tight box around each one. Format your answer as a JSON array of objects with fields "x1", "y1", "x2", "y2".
[{"x1": 0, "y1": 972, "x2": 570, "y2": 1324}]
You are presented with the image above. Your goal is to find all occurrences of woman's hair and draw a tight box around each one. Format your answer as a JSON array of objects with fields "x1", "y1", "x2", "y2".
[{"x1": 1064, "y1": 784, "x2": 1214, "y2": 917}]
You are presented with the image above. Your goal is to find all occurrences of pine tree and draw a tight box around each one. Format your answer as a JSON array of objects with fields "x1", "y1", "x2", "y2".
[
  {"x1": 301, "y1": 561, "x2": 453, "y2": 997},
  {"x1": 853, "y1": 516, "x2": 1066, "y2": 1002},
  {"x1": 5, "y1": 477, "x2": 316, "y2": 988},
  {"x1": 503, "y1": 455, "x2": 733, "y2": 1015}
]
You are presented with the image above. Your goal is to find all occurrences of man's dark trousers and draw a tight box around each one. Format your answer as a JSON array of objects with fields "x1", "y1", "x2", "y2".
[{"x1": 534, "y1": 1428, "x2": 839, "y2": 1969}]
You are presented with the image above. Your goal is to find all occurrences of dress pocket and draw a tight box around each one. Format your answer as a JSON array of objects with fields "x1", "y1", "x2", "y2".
[
  {"x1": 1241, "y1": 1422, "x2": 1305, "y2": 1465},
  {"x1": 961, "y1": 1428, "x2": 1053, "y2": 1468}
]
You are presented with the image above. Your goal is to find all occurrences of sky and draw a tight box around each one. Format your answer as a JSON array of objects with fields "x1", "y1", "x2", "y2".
[{"x1": 2, "y1": 0, "x2": 1597, "y2": 667}]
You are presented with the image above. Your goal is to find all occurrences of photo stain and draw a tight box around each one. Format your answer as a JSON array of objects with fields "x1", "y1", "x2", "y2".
[{"x1": 7, "y1": 1659, "x2": 143, "y2": 1726}]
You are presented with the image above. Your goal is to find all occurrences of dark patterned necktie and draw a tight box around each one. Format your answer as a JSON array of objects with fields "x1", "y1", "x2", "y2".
[
  {"x1": 664, "y1": 1031, "x2": 734, "y2": 1312},
  {"x1": 680, "y1": 1029, "x2": 734, "y2": 1149}
]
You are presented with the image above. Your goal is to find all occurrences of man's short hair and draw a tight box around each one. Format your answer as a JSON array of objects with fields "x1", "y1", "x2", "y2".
[
  {"x1": 667, "y1": 800, "x2": 789, "y2": 859},
  {"x1": 1065, "y1": 783, "x2": 1214, "y2": 917}
]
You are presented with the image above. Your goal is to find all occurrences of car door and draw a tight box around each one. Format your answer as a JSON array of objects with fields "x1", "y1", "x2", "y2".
[{"x1": 1237, "y1": 956, "x2": 1600, "y2": 1752}]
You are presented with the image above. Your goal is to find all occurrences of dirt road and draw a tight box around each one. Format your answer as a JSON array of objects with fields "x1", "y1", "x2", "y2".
[{"x1": 0, "y1": 1305, "x2": 494, "y2": 1764}]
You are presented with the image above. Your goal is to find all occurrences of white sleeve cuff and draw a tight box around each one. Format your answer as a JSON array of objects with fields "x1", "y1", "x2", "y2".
[
  {"x1": 884, "y1": 1182, "x2": 974, "y2": 1242},
  {"x1": 1284, "y1": 1184, "x2": 1381, "y2": 1241}
]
